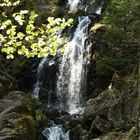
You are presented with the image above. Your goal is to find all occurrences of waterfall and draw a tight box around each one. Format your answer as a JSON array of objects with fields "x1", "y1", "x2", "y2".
[
  {"x1": 42, "y1": 125, "x2": 69, "y2": 140},
  {"x1": 57, "y1": 0, "x2": 91, "y2": 114},
  {"x1": 41, "y1": 0, "x2": 96, "y2": 139},
  {"x1": 42, "y1": 0, "x2": 90, "y2": 139},
  {"x1": 57, "y1": 16, "x2": 90, "y2": 114},
  {"x1": 68, "y1": 0, "x2": 81, "y2": 11}
]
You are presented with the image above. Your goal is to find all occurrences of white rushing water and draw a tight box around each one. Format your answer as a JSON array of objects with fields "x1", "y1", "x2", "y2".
[
  {"x1": 33, "y1": 56, "x2": 47, "y2": 98},
  {"x1": 42, "y1": 125, "x2": 69, "y2": 140},
  {"x1": 95, "y1": 7, "x2": 102, "y2": 15},
  {"x1": 95, "y1": 1, "x2": 104, "y2": 15},
  {"x1": 68, "y1": 0, "x2": 81, "y2": 11},
  {"x1": 43, "y1": 0, "x2": 91, "y2": 139},
  {"x1": 57, "y1": 16, "x2": 90, "y2": 114},
  {"x1": 67, "y1": 16, "x2": 90, "y2": 114}
]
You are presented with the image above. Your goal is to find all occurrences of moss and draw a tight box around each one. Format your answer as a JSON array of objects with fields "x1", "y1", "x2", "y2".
[
  {"x1": 14, "y1": 115, "x2": 36, "y2": 140},
  {"x1": 25, "y1": 92, "x2": 40, "y2": 105},
  {"x1": 0, "y1": 112, "x2": 36, "y2": 140},
  {"x1": 99, "y1": 127, "x2": 138, "y2": 140},
  {"x1": 25, "y1": 93, "x2": 48, "y2": 132},
  {"x1": 90, "y1": 23, "x2": 106, "y2": 33},
  {"x1": 35, "y1": 109, "x2": 48, "y2": 128}
]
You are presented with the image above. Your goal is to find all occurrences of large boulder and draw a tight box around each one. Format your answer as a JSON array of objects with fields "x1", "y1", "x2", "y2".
[
  {"x1": 83, "y1": 71, "x2": 139, "y2": 138},
  {"x1": 44, "y1": 106, "x2": 60, "y2": 120},
  {"x1": 0, "y1": 91, "x2": 36, "y2": 140},
  {"x1": 84, "y1": 89, "x2": 120, "y2": 122},
  {"x1": 69, "y1": 125, "x2": 88, "y2": 140},
  {"x1": 0, "y1": 70, "x2": 36, "y2": 140},
  {"x1": 90, "y1": 116, "x2": 113, "y2": 133},
  {"x1": 0, "y1": 113, "x2": 36, "y2": 140}
]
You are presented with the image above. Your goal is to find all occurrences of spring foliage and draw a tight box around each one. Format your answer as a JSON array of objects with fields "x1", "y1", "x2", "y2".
[{"x1": 0, "y1": 0, "x2": 73, "y2": 59}]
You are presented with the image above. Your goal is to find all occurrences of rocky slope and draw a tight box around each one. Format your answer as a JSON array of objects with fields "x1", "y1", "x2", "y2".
[{"x1": 0, "y1": 67, "x2": 36, "y2": 140}]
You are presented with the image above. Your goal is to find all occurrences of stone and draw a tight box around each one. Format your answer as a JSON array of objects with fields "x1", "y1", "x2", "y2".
[
  {"x1": 0, "y1": 68, "x2": 36, "y2": 140},
  {"x1": 69, "y1": 125, "x2": 88, "y2": 140},
  {"x1": 0, "y1": 112, "x2": 36, "y2": 140},
  {"x1": 0, "y1": 91, "x2": 36, "y2": 140},
  {"x1": 83, "y1": 70, "x2": 139, "y2": 139},
  {"x1": 55, "y1": 116, "x2": 66, "y2": 125},
  {"x1": 38, "y1": 87, "x2": 49, "y2": 103},
  {"x1": 90, "y1": 24, "x2": 106, "y2": 34},
  {"x1": 69, "y1": 118, "x2": 82, "y2": 127},
  {"x1": 44, "y1": 106, "x2": 60, "y2": 120},
  {"x1": 60, "y1": 110, "x2": 70, "y2": 116},
  {"x1": 3, "y1": 91, "x2": 35, "y2": 117},
  {"x1": 55, "y1": 115, "x2": 71, "y2": 125},
  {"x1": 84, "y1": 89, "x2": 120, "y2": 122},
  {"x1": 99, "y1": 127, "x2": 138, "y2": 140}
]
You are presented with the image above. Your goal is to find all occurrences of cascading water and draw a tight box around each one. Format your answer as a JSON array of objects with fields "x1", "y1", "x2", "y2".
[
  {"x1": 41, "y1": 0, "x2": 101, "y2": 139},
  {"x1": 68, "y1": 17, "x2": 90, "y2": 114},
  {"x1": 43, "y1": 125, "x2": 69, "y2": 140},
  {"x1": 33, "y1": 56, "x2": 47, "y2": 98},
  {"x1": 57, "y1": 16, "x2": 90, "y2": 114},
  {"x1": 43, "y1": 0, "x2": 91, "y2": 139},
  {"x1": 95, "y1": 1, "x2": 103, "y2": 15}
]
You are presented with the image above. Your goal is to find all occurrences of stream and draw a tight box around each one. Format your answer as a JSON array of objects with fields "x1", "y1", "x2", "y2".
[{"x1": 34, "y1": 0, "x2": 102, "y2": 139}]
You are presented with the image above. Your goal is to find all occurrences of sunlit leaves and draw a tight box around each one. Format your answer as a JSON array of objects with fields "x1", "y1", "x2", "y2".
[
  {"x1": 0, "y1": 0, "x2": 20, "y2": 7},
  {"x1": 0, "y1": 0, "x2": 73, "y2": 59},
  {"x1": 0, "y1": 20, "x2": 12, "y2": 29},
  {"x1": 13, "y1": 10, "x2": 29, "y2": 25},
  {"x1": 17, "y1": 32, "x2": 25, "y2": 39}
]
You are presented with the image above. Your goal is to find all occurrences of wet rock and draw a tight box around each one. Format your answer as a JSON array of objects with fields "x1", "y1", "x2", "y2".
[
  {"x1": 36, "y1": 55, "x2": 58, "y2": 104},
  {"x1": 69, "y1": 118, "x2": 82, "y2": 128},
  {"x1": 84, "y1": 89, "x2": 120, "y2": 122},
  {"x1": 38, "y1": 88, "x2": 48, "y2": 102},
  {"x1": 84, "y1": 70, "x2": 139, "y2": 139},
  {"x1": 69, "y1": 125, "x2": 88, "y2": 140},
  {"x1": 60, "y1": 110, "x2": 70, "y2": 116},
  {"x1": 55, "y1": 115, "x2": 70, "y2": 125},
  {"x1": 55, "y1": 114, "x2": 83, "y2": 129},
  {"x1": 0, "y1": 91, "x2": 36, "y2": 140},
  {"x1": 4, "y1": 91, "x2": 35, "y2": 116},
  {"x1": 55, "y1": 116, "x2": 66, "y2": 125},
  {"x1": 44, "y1": 106, "x2": 60, "y2": 120},
  {"x1": 0, "y1": 112, "x2": 36, "y2": 140},
  {"x1": 38, "y1": 88, "x2": 56, "y2": 104},
  {"x1": 63, "y1": 121, "x2": 71, "y2": 131}
]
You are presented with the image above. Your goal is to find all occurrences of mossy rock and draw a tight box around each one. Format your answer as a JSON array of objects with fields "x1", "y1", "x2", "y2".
[
  {"x1": 0, "y1": 90, "x2": 36, "y2": 140},
  {"x1": 99, "y1": 127, "x2": 138, "y2": 140},
  {"x1": 90, "y1": 23, "x2": 106, "y2": 33},
  {"x1": 0, "y1": 113, "x2": 36, "y2": 140}
]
